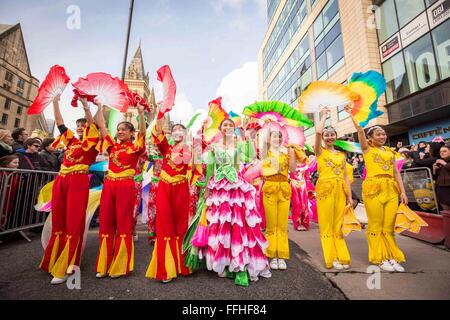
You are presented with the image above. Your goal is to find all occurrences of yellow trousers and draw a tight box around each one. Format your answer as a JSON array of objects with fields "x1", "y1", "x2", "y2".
[
  {"x1": 362, "y1": 176, "x2": 405, "y2": 264},
  {"x1": 316, "y1": 179, "x2": 350, "y2": 268},
  {"x1": 262, "y1": 180, "x2": 292, "y2": 259}
]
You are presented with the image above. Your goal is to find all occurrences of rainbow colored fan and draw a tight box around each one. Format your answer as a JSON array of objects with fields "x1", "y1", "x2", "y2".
[
  {"x1": 346, "y1": 70, "x2": 386, "y2": 128},
  {"x1": 28, "y1": 65, "x2": 70, "y2": 115},
  {"x1": 243, "y1": 101, "x2": 313, "y2": 128},
  {"x1": 334, "y1": 140, "x2": 362, "y2": 153},
  {"x1": 204, "y1": 97, "x2": 228, "y2": 143},
  {"x1": 72, "y1": 72, "x2": 130, "y2": 112},
  {"x1": 298, "y1": 81, "x2": 357, "y2": 114}
]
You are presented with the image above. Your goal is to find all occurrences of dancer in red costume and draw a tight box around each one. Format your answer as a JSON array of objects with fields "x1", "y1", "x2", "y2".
[
  {"x1": 94, "y1": 102, "x2": 147, "y2": 278},
  {"x1": 40, "y1": 95, "x2": 101, "y2": 285},
  {"x1": 146, "y1": 114, "x2": 194, "y2": 283}
]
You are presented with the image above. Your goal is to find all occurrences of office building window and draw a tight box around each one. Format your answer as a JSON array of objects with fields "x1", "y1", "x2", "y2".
[
  {"x1": 313, "y1": 0, "x2": 339, "y2": 40},
  {"x1": 395, "y1": 0, "x2": 425, "y2": 28},
  {"x1": 267, "y1": 0, "x2": 281, "y2": 23},
  {"x1": 17, "y1": 105, "x2": 22, "y2": 115},
  {"x1": 263, "y1": 0, "x2": 309, "y2": 80},
  {"x1": 376, "y1": 0, "x2": 399, "y2": 44},
  {"x1": 1, "y1": 113, "x2": 8, "y2": 125},
  {"x1": 404, "y1": 34, "x2": 439, "y2": 93},
  {"x1": 14, "y1": 118, "x2": 20, "y2": 128},
  {"x1": 4, "y1": 98, "x2": 11, "y2": 110},
  {"x1": 16, "y1": 90, "x2": 23, "y2": 97},
  {"x1": 316, "y1": 31, "x2": 344, "y2": 79},
  {"x1": 313, "y1": 0, "x2": 344, "y2": 80},
  {"x1": 432, "y1": 19, "x2": 450, "y2": 80},
  {"x1": 383, "y1": 53, "x2": 410, "y2": 103},
  {"x1": 425, "y1": 0, "x2": 438, "y2": 6}
]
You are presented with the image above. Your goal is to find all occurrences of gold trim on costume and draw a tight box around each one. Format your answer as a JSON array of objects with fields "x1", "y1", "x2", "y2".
[
  {"x1": 59, "y1": 164, "x2": 89, "y2": 176},
  {"x1": 160, "y1": 170, "x2": 187, "y2": 184}
]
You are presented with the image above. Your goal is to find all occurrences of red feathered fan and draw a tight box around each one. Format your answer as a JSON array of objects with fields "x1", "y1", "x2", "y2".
[
  {"x1": 72, "y1": 72, "x2": 130, "y2": 112},
  {"x1": 28, "y1": 65, "x2": 70, "y2": 115},
  {"x1": 122, "y1": 91, "x2": 152, "y2": 113}
]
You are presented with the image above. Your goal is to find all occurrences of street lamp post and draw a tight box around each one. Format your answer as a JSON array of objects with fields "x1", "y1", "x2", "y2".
[{"x1": 108, "y1": 0, "x2": 135, "y2": 135}]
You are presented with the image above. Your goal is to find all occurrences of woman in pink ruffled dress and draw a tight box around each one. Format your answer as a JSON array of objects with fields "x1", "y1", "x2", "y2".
[{"x1": 192, "y1": 118, "x2": 271, "y2": 286}]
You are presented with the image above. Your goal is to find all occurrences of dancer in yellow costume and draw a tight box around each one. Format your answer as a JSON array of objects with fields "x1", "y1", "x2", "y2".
[
  {"x1": 351, "y1": 116, "x2": 408, "y2": 272},
  {"x1": 262, "y1": 130, "x2": 306, "y2": 270},
  {"x1": 315, "y1": 108, "x2": 353, "y2": 270}
]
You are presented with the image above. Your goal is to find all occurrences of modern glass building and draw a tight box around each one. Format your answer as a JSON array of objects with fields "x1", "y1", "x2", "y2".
[
  {"x1": 375, "y1": 0, "x2": 450, "y2": 145},
  {"x1": 258, "y1": 0, "x2": 450, "y2": 146}
]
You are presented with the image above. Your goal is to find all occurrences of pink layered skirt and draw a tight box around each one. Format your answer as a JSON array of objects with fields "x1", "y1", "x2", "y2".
[{"x1": 204, "y1": 176, "x2": 271, "y2": 281}]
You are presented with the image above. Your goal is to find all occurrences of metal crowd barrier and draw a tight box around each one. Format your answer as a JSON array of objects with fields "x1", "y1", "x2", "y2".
[
  {"x1": 352, "y1": 167, "x2": 440, "y2": 215},
  {"x1": 0, "y1": 168, "x2": 57, "y2": 241}
]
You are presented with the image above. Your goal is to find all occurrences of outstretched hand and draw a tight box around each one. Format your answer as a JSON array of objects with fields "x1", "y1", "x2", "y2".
[
  {"x1": 320, "y1": 107, "x2": 330, "y2": 118},
  {"x1": 53, "y1": 94, "x2": 61, "y2": 103},
  {"x1": 137, "y1": 103, "x2": 146, "y2": 113}
]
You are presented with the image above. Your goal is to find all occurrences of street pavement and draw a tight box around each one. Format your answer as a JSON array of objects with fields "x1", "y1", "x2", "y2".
[
  {"x1": 0, "y1": 224, "x2": 345, "y2": 300},
  {"x1": 1, "y1": 209, "x2": 449, "y2": 300}
]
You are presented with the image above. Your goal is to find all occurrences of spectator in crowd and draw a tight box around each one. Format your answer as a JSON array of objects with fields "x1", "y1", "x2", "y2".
[
  {"x1": 0, "y1": 154, "x2": 19, "y2": 169},
  {"x1": 418, "y1": 141, "x2": 427, "y2": 153},
  {"x1": 394, "y1": 141, "x2": 403, "y2": 152},
  {"x1": 0, "y1": 129, "x2": 14, "y2": 158},
  {"x1": 39, "y1": 138, "x2": 60, "y2": 172},
  {"x1": 0, "y1": 154, "x2": 20, "y2": 230},
  {"x1": 398, "y1": 147, "x2": 415, "y2": 170},
  {"x1": 411, "y1": 142, "x2": 442, "y2": 170},
  {"x1": 11, "y1": 128, "x2": 29, "y2": 151},
  {"x1": 433, "y1": 144, "x2": 450, "y2": 211},
  {"x1": 17, "y1": 138, "x2": 42, "y2": 170}
]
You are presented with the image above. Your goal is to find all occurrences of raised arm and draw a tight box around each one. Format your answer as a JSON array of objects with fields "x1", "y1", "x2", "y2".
[
  {"x1": 154, "y1": 104, "x2": 165, "y2": 136},
  {"x1": 314, "y1": 107, "x2": 329, "y2": 156},
  {"x1": 94, "y1": 99, "x2": 108, "y2": 138},
  {"x1": 53, "y1": 94, "x2": 64, "y2": 126},
  {"x1": 137, "y1": 103, "x2": 146, "y2": 135},
  {"x1": 348, "y1": 104, "x2": 369, "y2": 153},
  {"x1": 288, "y1": 146, "x2": 297, "y2": 172},
  {"x1": 80, "y1": 97, "x2": 94, "y2": 126}
]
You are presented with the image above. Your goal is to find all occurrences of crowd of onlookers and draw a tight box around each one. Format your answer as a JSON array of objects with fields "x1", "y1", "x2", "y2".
[
  {"x1": 1, "y1": 127, "x2": 450, "y2": 212},
  {"x1": 0, "y1": 127, "x2": 61, "y2": 172}
]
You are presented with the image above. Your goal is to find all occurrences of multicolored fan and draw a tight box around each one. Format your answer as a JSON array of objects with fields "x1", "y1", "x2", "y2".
[
  {"x1": 304, "y1": 143, "x2": 314, "y2": 153},
  {"x1": 334, "y1": 140, "x2": 362, "y2": 153},
  {"x1": 229, "y1": 111, "x2": 242, "y2": 127},
  {"x1": 204, "y1": 97, "x2": 228, "y2": 143},
  {"x1": 186, "y1": 112, "x2": 202, "y2": 129},
  {"x1": 243, "y1": 101, "x2": 313, "y2": 128},
  {"x1": 346, "y1": 70, "x2": 386, "y2": 128},
  {"x1": 298, "y1": 81, "x2": 357, "y2": 114},
  {"x1": 28, "y1": 65, "x2": 70, "y2": 115},
  {"x1": 72, "y1": 72, "x2": 130, "y2": 112}
]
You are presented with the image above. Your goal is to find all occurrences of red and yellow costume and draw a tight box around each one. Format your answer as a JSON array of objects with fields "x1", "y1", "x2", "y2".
[
  {"x1": 40, "y1": 124, "x2": 100, "y2": 279},
  {"x1": 95, "y1": 133, "x2": 145, "y2": 277},
  {"x1": 146, "y1": 130, "x2": 194, "y2": 281}
]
